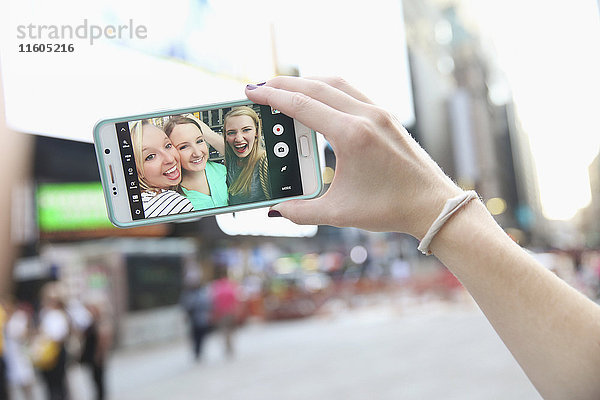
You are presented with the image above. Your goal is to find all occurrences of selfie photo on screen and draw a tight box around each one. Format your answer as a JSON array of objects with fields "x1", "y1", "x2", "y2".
[{"x1": 123, "y1": 104, "x2": 288, "y2": 219}]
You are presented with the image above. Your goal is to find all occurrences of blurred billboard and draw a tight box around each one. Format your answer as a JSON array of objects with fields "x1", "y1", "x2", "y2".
[{"x1": 0, "y1": 0, "x2": 414, "y2": 143}]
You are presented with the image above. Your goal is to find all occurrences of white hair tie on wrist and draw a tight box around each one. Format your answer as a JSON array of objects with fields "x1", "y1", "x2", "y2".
[{"x1": 417, "y1": 190, "x2": 479, "y2": 256}]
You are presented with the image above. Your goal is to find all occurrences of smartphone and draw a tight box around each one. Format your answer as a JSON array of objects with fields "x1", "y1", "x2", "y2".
[{"x1": 93, "y1": 99, "x2": 322, "y2": 228}]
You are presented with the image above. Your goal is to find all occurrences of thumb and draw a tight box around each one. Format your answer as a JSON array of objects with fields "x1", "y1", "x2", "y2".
[{"x1": 269, "y1": 197, "x2": 330, "y2": 226}]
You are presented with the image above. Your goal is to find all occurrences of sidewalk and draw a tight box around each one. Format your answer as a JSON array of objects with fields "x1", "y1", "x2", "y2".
[
  {"x1": 13, "y1": 295, "x2": 541, "y2": 399},
  {"x1": 96, "y1": 297, "x2": 541, "y2": 400}
]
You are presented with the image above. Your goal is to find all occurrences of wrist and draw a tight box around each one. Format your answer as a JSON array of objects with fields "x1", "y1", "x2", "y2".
[
  {"x1": 427, "y1": 197, "x2": 493, "y2": 256},
  {"x1": 411, "y1": 184, "x2": 465, "y2": 241},
  {"x1": 417, "y1": 190, "x2": 480, "y2": 255}
]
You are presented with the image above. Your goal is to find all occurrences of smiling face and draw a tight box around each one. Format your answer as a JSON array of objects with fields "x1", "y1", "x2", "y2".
[
  {"x1": 169, "y1": 123, "x2": 209, "y2": 172},
  {"x1": 225, "y1": 115, "x2": 257, "y2": 158},
  {"x1": 140, "y1": 124, "x2": 182, "y2": 188}
]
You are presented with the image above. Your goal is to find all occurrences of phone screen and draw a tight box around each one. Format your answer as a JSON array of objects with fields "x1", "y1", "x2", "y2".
[{"x1": 115, "y1": 103, "x2": 303, "y2": 220}]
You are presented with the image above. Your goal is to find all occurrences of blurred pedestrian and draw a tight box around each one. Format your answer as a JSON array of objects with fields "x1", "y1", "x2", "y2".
[
  {"x1": 211, "y1": 266, "x2": 240, "y2": 358},
  {"x1": 3, "y1": 301, "x2": 35, "y2": 400},
  {"x1": 79, "y1": 299, "x2": 112, "y2": 400},
  {"x1": 0, "y1": 299, "x2": 9, "y2": 400},
  {"x1": 180, "y1": 282, "x2": 213, "y2": 361},
  {"x1": 33, "y1": 283, "x2": 70, "y2": 400}
]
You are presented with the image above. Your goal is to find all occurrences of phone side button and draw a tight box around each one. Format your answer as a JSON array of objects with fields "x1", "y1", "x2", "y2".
[{"x1": 299, "y1": 136, "x2": 310, "y2": 157}]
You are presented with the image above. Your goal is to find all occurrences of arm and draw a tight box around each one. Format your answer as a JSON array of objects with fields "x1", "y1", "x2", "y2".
[
  {"x1": 184, "y1": 114, "x2": 225, "y2": 155},
  {"x1": 246, "y1": 76, "x2": 600, "y2": 400},
  {"x1": 432, "y1": 197, "x2": 600, "y2": 400}
]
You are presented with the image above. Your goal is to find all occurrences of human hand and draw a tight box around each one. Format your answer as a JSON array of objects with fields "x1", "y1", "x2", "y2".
[{"x1": 245, "y1": 76, "x2": 463, "y2": 239}]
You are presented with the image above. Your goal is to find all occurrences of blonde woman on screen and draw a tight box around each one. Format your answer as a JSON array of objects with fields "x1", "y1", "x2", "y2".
[
  {"x1": 130, "y1": 120, "x2": 194, "y2": 217},
  {"x1": 164, "y1": 115, "x2": 228, "y2": 210},
  {"x1": 223, "y1": 106, "x2": 271, "y2": 205}
]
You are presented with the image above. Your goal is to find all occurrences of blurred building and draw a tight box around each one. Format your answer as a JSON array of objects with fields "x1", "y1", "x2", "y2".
[
  {"x1": 578, "y1": 152, "x2": 600, "y2": 248},
  {"x1": 0, "y1": 74, "x2": 34, "y2": 297},
  {"x1": 403, "y1": 0, "x2": 544, "y2": 245}
]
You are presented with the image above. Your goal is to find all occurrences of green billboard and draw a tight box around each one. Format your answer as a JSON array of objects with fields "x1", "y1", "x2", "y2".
[{"x1": 37, "y1": 182, "x2": 113, "y2": 232}]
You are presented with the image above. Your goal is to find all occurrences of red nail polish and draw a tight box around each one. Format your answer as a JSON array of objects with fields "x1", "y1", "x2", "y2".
[{"x1": 268, "y1": 210, "x2": 282, "y2": 218}]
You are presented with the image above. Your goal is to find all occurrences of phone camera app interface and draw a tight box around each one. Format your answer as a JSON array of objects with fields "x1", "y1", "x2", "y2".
[{"x1": 117, "y1": 103, "x2": 303, "y2": 220}]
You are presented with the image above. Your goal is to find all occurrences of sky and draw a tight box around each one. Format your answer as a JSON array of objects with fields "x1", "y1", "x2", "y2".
[{"x1": 464, "y1": 0, "x2": 600, "y2": 220}]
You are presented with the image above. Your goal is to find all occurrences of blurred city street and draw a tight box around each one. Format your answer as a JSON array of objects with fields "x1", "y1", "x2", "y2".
[
  {"x1": 82, "y1": 296, "x2": 540, "y2": 400},
  {"x1": 1, "y1": 1, "x2": 599, "y2": 400}
]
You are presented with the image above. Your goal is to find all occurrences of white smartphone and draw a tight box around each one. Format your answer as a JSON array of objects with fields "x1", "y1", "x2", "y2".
[{"x1": 93, "y1": 99, "x2": 322, "y2": 228}]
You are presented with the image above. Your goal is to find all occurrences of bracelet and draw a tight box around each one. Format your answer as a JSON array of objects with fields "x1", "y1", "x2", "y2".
[{"x1": 417, "y1": 190, "x2": 479, "y2": 255}]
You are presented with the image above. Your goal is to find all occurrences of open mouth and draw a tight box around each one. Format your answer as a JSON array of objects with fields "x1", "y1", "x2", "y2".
[
  {"x1": 163, "y1": 165, "x2": 180, "y2": 180},
  {"x1": 234, "y1": 143, "x2": 248, "y2": 154}
]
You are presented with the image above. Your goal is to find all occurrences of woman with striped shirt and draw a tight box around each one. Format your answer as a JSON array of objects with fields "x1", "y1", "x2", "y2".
[{"x1": 130, "y1": 120, "x2": 194, "y2": 217}]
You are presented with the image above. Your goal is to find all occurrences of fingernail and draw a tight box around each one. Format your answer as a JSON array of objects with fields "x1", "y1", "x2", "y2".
[
  {"x1": 246, "y1": 82, "x2": 266, "y2": 91},
  {"x1": 268, "y1": 210, "x2": 282, "y2": 218}
]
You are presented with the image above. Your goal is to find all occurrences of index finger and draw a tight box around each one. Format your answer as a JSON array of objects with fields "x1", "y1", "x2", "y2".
[
  {"x1": 306, "y1": 76, "x2": 374, "y2": 105},
  {"x1": 245, "y1": 83, "x2": 357, "y2": 140}
]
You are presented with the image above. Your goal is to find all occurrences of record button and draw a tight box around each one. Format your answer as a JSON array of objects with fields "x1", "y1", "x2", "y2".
[{"x1": 273, "y1": 124, "x2": 284, "y2": 135}]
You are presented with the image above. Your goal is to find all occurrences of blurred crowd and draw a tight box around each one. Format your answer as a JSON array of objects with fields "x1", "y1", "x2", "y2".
[
  {"x1": 2, "y1": 244, "x2": 600, "y2": 400},
  {"x1": 0, "y1": 282, "x2": 112, "y2": 400}
]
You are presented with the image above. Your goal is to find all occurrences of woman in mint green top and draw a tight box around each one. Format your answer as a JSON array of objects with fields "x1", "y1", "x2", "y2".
[
  {"x1": 164, "y1": 115, "x2": 228, "y2": 210},
  {"x1": 181, "y1": 161, "x2": 227, "y2": 209}
]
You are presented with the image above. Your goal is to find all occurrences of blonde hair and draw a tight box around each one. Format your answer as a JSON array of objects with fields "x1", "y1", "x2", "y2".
[
  {"x1": 163, "y1": 116, "x2": 203, "y2": 138},
  {"x1": 224, "y1": 106, "x2": 266, "y2": 197},
  {"x1": 130, "y1": 120, "x2": 177, "y2": 192}
]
